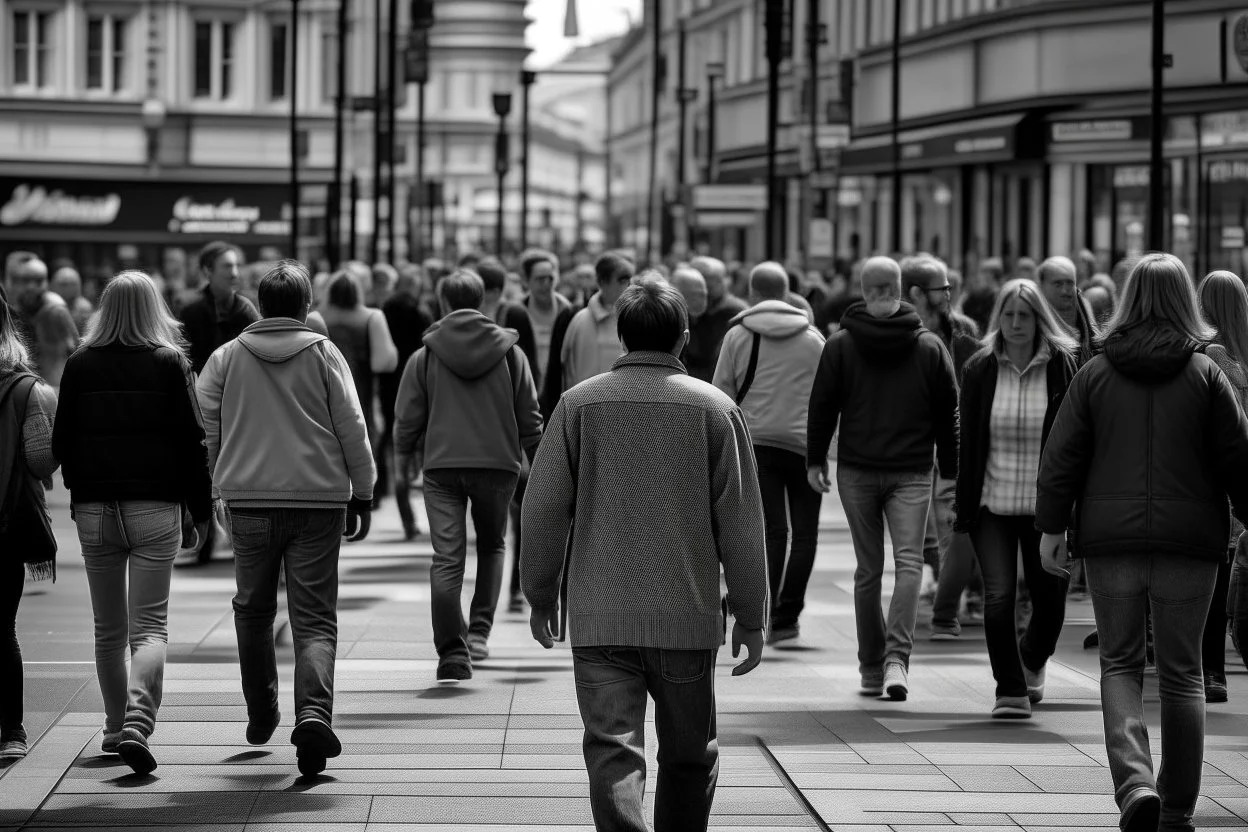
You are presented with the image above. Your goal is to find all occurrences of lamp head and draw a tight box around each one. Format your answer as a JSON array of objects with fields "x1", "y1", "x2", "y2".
[
  {"x1": 706, "y1": 62, "x2": 725, "y2": 81},
  {"x1": 492, "y1": 92, "x2": 513, "y2": 118}
]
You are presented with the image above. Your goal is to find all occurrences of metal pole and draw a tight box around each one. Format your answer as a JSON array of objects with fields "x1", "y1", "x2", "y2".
[
  {"x1": 289, "y1": 0, "x2": 300, "y2": 261},
  {"x1": 765, "y1": 0, "x2": 783, "y2": 260},
  {"x1": 386, "y1": 0, "x2": 398, "y2": 262},
  {"x1": 521, "y1": 71, "x2": 535, "y2": 250},
  {"x1": 415, "y1": 81, "x2": 426, "y2": 263},
  {"x1": 676, "y1": 20, "x2": 688, "y2": 248},
  {"x1": 646, "y1": 0, "x2": 663, "y2": 265},
  {"x1": 371, "y1": 0, "x2": 383, "y2": 263},
  {"x1": 496, "y1": 114, "x2": 507, "y2": 256},
  {"x1": 890, "y1": 0, "x2": 902, "y2": 253},
  {"x1": 706, "y1": 71, "x2": 717, "y2": 184},
  {"x1": 575, "y1": 147, "x2": 585, "y2": 249},
  {"x1": 330, "y1": 0, "x2": 348, "y2": 268},
  {"x1": 1148, "y1": 0, "x2": 1166, "y2": 251},
  {"x1": 349, "y1": 173, "x2": 359, "y2": 261}
]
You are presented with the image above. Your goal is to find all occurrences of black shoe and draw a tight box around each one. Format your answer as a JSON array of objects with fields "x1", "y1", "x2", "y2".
[
  {"x1": 246, "y1": 710, "x2": 281, "y2": 745},
  {"x1": 403, "y1": 524, "x2": 421, "y2": 541},
  {"x1": 436, "y1": 661, "x2": 472, "y2": 682},
  {"x1": 1206, "y1": 672, "x2": 1229, "y2": 704},
  {"x1": 1083, "y1": 630, "x2": 1099, "y2": 649},
  {"x1": 1120, "y1": 787, "x2": 1160, "y2": 832},
  {"x1": 291, "y1": 718, "x2": 341, "y2": 778},
  {"x1": 117, "y1": 727, "x2": 157, "y2": 775}
]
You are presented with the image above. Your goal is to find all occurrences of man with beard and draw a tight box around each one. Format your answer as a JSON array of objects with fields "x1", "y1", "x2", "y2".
[
  {"x1": 3, "y1": 252, "x2": 78, "y2": 388},
  {"x1": 806, "y1": 256, "x2": 959, "y2": 701}
]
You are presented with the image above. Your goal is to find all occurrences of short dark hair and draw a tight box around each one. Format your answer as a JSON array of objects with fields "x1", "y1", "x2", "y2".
[
  {"x1": 439, "y1": 269, "x2": 485, "y2": 311},
  {"x1": 198, "y1": 241, "x2": 241, "y2": 274},
  {"x1": 327, "y1": 271, "x2": 360, "y2": 309},
  {"x1": 900, "y1": 255, "x2": 948, "y2": 298},
  {"x1": 258, "y1": 260, "x2": 313, "y2": 319},
  {"x1": 595, "y1": 251, "x2": 634, "y2": 286},
  {"x1": 475, "y1": 259, "x2": 508, "y2": 293},
  {"x1": 457, "y1": 252, "x2": 483, "y2": 270},
  {"x1": 521, "y1": 249, "x2": 559, "y2": 280},
  {"x1": 616, "y1": 275, "x2": 688, "y2": 353}
]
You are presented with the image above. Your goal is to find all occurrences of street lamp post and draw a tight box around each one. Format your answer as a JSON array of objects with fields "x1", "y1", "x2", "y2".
[
  {"x1": 520, "y1": 69, "x2": 536, "y2": 250},
  {"x1": 675, "y1": 21, "x2": 697, "y2": 251},
  {"x1": 386, "y1": 0, "x2": 399, "y2": 263},
  {"x1": 371, "y1": 0, "x2": 383, "y2": 264},
  {"x1": 142, "y1": 98, "x2": 165, "y2": 170},
  {"x1": 329, "y1": 0, "x2": 348, "y2": 267},
  {"x1": 1148, "y1": 0, "x2": 1167, "y2": 251},
  {"x1": 705, "y1": 62, "x2": 723, "y2": 185},
  {"x1": 493, "y1": 92, "x2": 513, "y2": 257},
  {"x1": 890, "y1": 0, "x2": 902, "y2": 253},
  {"x1": 289, "y1": 0, "x2": 301, "y2": 262},
  {"x1": 646, "y1": 0, "x2": 665, "y2": 265},
  {"x1": 764, "y1": 0, "x2": 784, "y2": 260},
  {"x1": 406, "y1": 1, "x2": 434, "y2": 263}
]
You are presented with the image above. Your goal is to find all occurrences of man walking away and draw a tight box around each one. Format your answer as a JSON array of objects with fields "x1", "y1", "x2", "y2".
[
  {"x1": 394, "y1": 270, "x2": 542, "y2": 681},
  {"x1": 4, "y1": 252, "x2": 78, "y2": 388},
  {"x1": 807, "y1": 256, "x2": 959, "y2": 701},
  {"x1": 522, "y1": 274, "x2": 767, "y2": 832},
  {"x1": 179, "y1": 242, "x2": 260, "y2": 374},
  {"x1": 714, "y1": 262, "x2": 824, "y2": 647},
  {"x1": 197, "y1": 261, "x2": 375, "y2": 778}
]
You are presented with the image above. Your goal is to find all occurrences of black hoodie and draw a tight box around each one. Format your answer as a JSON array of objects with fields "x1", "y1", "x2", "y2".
[
  {"x1": 1036, "y1": 322, "x2": 1248, "y2": 562},
  {"x1": 807, "y1": 300, "x2": 959, "y2": 476}
]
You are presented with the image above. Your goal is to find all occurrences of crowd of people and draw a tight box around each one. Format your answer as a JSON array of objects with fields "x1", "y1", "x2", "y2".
[{"x1": 2, "y1": 238, "x2": 1248, "y2": 832}]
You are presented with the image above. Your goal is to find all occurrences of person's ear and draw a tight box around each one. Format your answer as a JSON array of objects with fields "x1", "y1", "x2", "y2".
[{"x1": 671, "y1": 329, "x2": 690, "y2": 357}]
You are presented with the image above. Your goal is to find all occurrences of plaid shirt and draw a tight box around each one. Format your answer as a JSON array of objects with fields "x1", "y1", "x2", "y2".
[{"x1": 982, "y1": 344, "x2": 1050, "y2": 516}]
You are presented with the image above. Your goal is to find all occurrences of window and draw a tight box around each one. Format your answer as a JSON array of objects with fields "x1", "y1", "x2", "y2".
[
  {"x1": 269, "y1": 20, "x2": 289, "y2": 100},
  {"x1": 320, "y1": 28, "x2": 337, "y2": 103},
  {"x1": 86, "y1": 14, "x2": 128, "y2": 92},
  {"x1": 193, "y1": 19, "x2": 235, "y2": 100},
  {"x1": 12, "y1": 9, "x2": 53, "y2": 89}
]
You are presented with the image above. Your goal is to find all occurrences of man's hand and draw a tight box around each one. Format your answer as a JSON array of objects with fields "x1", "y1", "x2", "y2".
[
  {"x1": 1040, "y1": 532, "x2": 1070, "y2": 579},
  {"x1": 345, "y1": 497, "x2": 372, "y2": 543},
  {"x1": 731, "y1": 622, "x2": 764, "y2": 676},
  {"x1": 806, "y1": 463, "x2": 831, "y2": 494},
  {"x1": 530, "y1": 605, "x2": 559, "y2": 648}
]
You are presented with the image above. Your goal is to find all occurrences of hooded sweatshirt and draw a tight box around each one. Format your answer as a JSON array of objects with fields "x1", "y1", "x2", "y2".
[
  {"x1": 196, "y1": 317, "x2": 375, "y2": 506},
  {"x1": 806, "y1": 300, "x2": 959, "y2": 477},
  {"x1": 712, "y1": 300, "x2": 825, "y2": 456},
  {"x1": 1036, "y1": 323, "x2": 1248, "y2": 562},
  {"x1": 394, "y1": 309, "x2": 542, "y2": 474}
]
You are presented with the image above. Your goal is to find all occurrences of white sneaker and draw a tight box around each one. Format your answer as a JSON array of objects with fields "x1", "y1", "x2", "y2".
[
  {"x1": 1024, "y1": 664, "x2": 1046, "y2": 704},
  {"x1": 992, "y1": 696, "x2": 1032, "y2": 719},
  {"x1": 883, "y1": 660, "x2": 908, "y2": 701}
]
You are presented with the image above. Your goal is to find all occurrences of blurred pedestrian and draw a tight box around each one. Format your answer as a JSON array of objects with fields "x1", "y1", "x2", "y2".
[
  {"x1": 522, "y1": 275, "x2": 767, "y2": 832},
  {"x1": 178, "y1": 242, "x2": 260, "y2": 374},
  {"x1": 672, "y1": 267, "x2": 712, "y2": 378},
  {"x1": 50, "y1": 265, "x2": 94, "y2": 334},
  {"x1": 197, "y1": 261, "x2": 376, "y2": 778},
  {"x1": 714, "y1": 262, "x2": 824, "y2": 647},
  {"x1": 52, "y1": 272, "x2": 211, "y2": 774},
  {"x1": 553, "y1": 252, "x2": 633, "y2": 393},
  {"x1": 369, "y1": 263, "x2": 398, "y2": 309},
  {"x1": 1037, "y1": 253, "x2": 1248, "y2": 832},
  {"x1": 393, "y1": 270, "x2": 542, "y2": 680},
  {"x1": 4, "y1": 252, "x2": 79, "y2": 388},
  {"x1": 954, "y1": 279, "x2": 1078, "y2": 719},
  {"x1": 806, "y1": 256, "x2": 959, "y2": 701},
  {"x1": 1038, "y1": 256, "x2": 1098, "y2": 365},
  {"x1": 688, "y1": 257, "x2": 747, "y2": 383},
  {"x1": 0, "y1": 297, "x2": 58, "y2": 762}
]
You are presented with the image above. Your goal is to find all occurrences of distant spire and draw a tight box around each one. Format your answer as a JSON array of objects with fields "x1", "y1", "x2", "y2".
[{"x1": 563, "y1": 0, "x2": 580, "y2": 38}]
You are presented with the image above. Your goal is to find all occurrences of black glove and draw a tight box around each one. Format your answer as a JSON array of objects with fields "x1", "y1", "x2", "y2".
[{"x1": 345, "y1": 496, "x2": 372, "y2": 543}]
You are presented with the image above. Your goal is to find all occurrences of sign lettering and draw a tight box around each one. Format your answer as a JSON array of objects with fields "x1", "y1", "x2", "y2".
[{"x1": 0, "y1": 184, "x2": 122, "y2": 227}]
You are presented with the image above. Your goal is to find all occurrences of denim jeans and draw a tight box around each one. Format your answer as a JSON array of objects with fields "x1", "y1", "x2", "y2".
[
  {"x1": 836, "y1": 464, "x2": 932, "y2": 672},
  {"x1": 755, "y1": 445, "x2": 823, "y2": 631},
  {"x1": 1, "y1": 558, "x2": 25, "y2": 743},
  {"x1": 75, "y1": 501, "x2": 181, "y2": 737},
  {"x1": 229, "y1": 507, "x2": 345, "y2": 727},
  {"x1": 423, "y1": 468, "x2": 518, "y2": 663},
  {"x1": 572, "y1": 646, "x2": 719, "y2": 832},
  {"x1": 969, "y1": 510, "x2": 1069, "y2": 698},
  {"x1": 507, "y1": 472, "x2": 529, "y2": 599},
  {"x1": 1086, "y1": 554, "x2": 1218, "y2": 832},
  {"x1": 930, "y1": 531, "x2": 982, "y2": 629},
  {"x1": 922, "y1": 473, "x2": 955, "y2": 578},
  {"x1": 1202, "y1": 555, "x2": 1231, "y2": 676}
]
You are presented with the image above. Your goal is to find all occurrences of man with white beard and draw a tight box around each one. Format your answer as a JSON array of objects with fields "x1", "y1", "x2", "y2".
[{"x1": 805, "y1": 256, "x2": 959, "y2": 702}]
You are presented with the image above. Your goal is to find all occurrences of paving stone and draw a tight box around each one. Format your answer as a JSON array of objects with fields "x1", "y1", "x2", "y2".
[
  {"x1": 30, "y1": 792, "x2": 258, "y2": 826},
  {"x1": 248, "y1": 793, "x2": 373, "y2": 823},
  {"x1": 369, "y1": 796, "x2": 592, "y2": 825},
  {"x1": 941, "y1": 766, "x2": 1040, "y2": 793}
]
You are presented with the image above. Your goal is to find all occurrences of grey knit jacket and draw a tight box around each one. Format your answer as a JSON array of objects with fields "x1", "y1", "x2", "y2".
[{"x1": 520, "y1": 350, "x2": 769, "y2": 649}]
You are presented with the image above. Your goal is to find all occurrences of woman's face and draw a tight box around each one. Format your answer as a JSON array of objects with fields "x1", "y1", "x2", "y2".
[{"x1": 999, "y1": 295, "x2": 1037, "y2": 348}]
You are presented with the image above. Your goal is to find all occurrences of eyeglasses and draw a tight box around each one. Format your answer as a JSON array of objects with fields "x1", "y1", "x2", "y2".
[{"x1": 928, "y1": 285, "x2": 953, "y2": 294}]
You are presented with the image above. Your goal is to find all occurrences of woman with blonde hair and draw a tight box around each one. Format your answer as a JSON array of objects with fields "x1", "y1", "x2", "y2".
[
  {"x1": 1038, "y1": 253, "x2": 1248, "y2": 832},
  {"x1": 52, "y1": 271, "x2": 212, "y2": 775},
  {"x1": 953, "y1": 279, "x2": 1079, "y2": 720}
]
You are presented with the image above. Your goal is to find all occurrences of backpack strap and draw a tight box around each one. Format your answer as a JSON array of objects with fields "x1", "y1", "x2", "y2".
[{"x1": 735, "y1": 332, "x2": 762, "y2": 406}]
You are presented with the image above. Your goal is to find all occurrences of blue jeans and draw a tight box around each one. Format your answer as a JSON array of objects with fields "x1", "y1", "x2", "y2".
[
  {"x1": 75, "y1": 501, "x2": 181, "y2": 738},
  {"x1": 423, "y1": 468, "x2": 517, "y2": 663},
  {"x1": 755, "y1": 446, "x2": 823, "y2": 631},
  {"x1": 836, "y1": 464, "x2": 932, "y2": 672},
  {"x1": 572, "y1": 646, "x2": 719, "y2": 832},
  {"x1": 1087, "y1": 554, "x2": 1218, "y2": 832},
  {"x1": 229, "y1": 507, "x2": 345, "y2": 727},
  {"x1": 1, "y1": 558, "x2": 25, "y2": 743}
]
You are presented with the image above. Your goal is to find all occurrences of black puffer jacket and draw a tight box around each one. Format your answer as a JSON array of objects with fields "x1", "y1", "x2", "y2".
[{"x1": 1035, "y1": 323, "x2": 1248, "y2": 562}]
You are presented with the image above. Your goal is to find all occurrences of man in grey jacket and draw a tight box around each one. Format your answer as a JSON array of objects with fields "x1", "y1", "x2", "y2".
[
  {"x1": 521, "y1": 274, "x2": 767, "y2": 832},
  {"x1": 394, "y1": 269, "x2": 543, "y2": 682}
]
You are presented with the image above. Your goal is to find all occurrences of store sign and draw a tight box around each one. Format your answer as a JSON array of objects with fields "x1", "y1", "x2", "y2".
[
  {"x1": 1113, "y1": 166, "x2": 1150, "y2": 188},
  {"x1": 1234, "y1": 14, "x2": 1248, "y2": 75},
  {"x1": 1051, "y1": 119, "x2": 1136, "y2": 143},
  {"x1": 1209, "y1": 160, "x2": 1248, "y2": 183},
  {"x1": 0, "y1": 183, "x2": 122, "y2": 227},
  {"x1": 1222, "y1": 226, "x2": 1246, "y2": 250}
]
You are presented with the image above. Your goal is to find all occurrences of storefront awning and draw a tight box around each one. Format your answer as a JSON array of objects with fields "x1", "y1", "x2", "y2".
[{"x1": 839, "y1": 113, "x2": 1041, "y2": 174}]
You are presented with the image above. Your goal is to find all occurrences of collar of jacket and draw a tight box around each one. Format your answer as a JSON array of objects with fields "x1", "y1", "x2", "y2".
[
  {"x1": 588, "y1": 292, "x2": 614, "y2": 323},
  {"x1": 611, "y1": 350, "x2": 687, "y2": 373}
]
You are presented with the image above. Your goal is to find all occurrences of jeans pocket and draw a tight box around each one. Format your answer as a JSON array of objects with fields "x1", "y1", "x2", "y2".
[
  {"x1": 73, "y1": 504, "x2": 105, "y2": 548},
  {"x1": 659, "y1": 650, "x2": 710, "y2": 684},
  {"x1": 230, "y1": 513, "x2": 272, "y2": 549},
  {"x1": 124, "y1": 504, "x2": 182, "y2": 547},
  {"x1": 573, "y1": 648, "x2": 634, "y2": 690}
]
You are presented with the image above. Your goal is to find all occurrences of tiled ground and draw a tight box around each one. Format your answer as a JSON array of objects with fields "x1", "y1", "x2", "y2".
[{"x1": 4, "y1": 473, "x2": 1248, "y2": 830}]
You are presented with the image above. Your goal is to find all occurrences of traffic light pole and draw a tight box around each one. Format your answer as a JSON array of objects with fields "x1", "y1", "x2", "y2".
[
  {"x1": 329, "y1": 0, "x2": 348, "y2": 267},
  {"x1": 765, "y1": 0, "x2": 783, "y2": 260},
  {"x1": 289, "y1": 0, "x2": 300, "y2": 262},
  {"x1": 1148, "y1": 0, "x2": 1166, "y2": 251},
  {"x1": 386, "y1": 0, "x2": 399, "y2": 262}
]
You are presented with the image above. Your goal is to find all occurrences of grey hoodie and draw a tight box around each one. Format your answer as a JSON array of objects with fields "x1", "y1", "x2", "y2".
[
  {"x1": 394, "y1": 309, "x2": 543, "y2": 474},
  {"x1": 712, "y1": 300, "x2": 825, "y2": 456}
]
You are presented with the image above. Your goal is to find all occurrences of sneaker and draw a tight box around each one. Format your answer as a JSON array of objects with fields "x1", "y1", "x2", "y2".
[
  {"x1": 767, "y1": 626, "x2": 800, "y2": 647},
  {"x1": 507, "y1": 592, "x2": 525, "y2": 614},
  {"x1": 1023, "y1": 664, "x2": 1047, "y2": 705},
  {"x1": 246, "y1": 710, "x2": 281, "y2": 745},
  {"x1": 467, "y1": 636, "x2": 490, "y2": 662},
  {"x1": 437, "y1": 661, "x2": 473, "y2": 682},
  {"x1": 883, "y1": 661, "x2": 909, "y2": 701},
  {"x1": 0, "y1": 738, "x2": 28, "y2": 761},
  {"x1": 291, "y1": 718, "x2": 342, "y2": 778},
  {"x1": 1206, "y1": 672, "x2": 1229, "y2": 704},
  {"x1": 860, "y1": 669, "x2": 884, "y2": 697},
  {"x1": 992, "y1": 695, "x2": 1032, "y2": 719},
  {"x1": 117, "y1": 727, "x2": 157, "y2": 775},
  {"x1": 1120, "y1": 786, "x2": 1161, "y2": 832},
  {"x1": 101, "y1": 731, "x2": 121, "y2": 754},
  {"x1": 963, "y1": 595, "x2": 985, "y2": 626},
  {"x1": 1083, "y1": 629, "x2": 1100, "y2": 649},
  {"x1": 930, "y1": 620, "x2": 961, "y2": 641}
]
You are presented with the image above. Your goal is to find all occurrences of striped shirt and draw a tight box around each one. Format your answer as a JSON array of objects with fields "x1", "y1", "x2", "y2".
[{"x1": 982, "y1": 344, "x2": 1050, "y2": 517}]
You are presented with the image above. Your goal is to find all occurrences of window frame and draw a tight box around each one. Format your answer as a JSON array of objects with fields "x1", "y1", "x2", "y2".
[
  {"x1": 83, "y1": 11, "x2": 130, "y2": 95},
  {"x1": 10, "y1": 7, "x2": 56, "y2": 92},
  {"x1": 191, "y1": 16, "x2": 238, "y2": 102},
  {"x1": 268, "y1": 17, "x2": 290, "y2": 102}
]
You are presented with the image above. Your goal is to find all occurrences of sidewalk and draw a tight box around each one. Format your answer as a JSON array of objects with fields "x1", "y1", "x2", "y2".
[{"x1": 3, "y1": 485, "x2": 1248, "y2": 831}]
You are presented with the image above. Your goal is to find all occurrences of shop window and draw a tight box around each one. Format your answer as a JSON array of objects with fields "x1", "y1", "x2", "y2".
[
  {"x1": 320, "y1": 27, "x2": 338, "y2": 104},
  {"x1": 11, "y1": 9, "x2": 54, "y2": 90},
  {"x1": 269, "y1": 19, "x2": 289, "y2": 101},
  {"x1": 1205, "y1": 160, "x2": 1248, "y2": 275},
  {"x1": 86, "y1": 14, "x2": 128, "y2": 93},
  {"x1": 193, "y1": 18, "x2": 235, "y2": 100}
]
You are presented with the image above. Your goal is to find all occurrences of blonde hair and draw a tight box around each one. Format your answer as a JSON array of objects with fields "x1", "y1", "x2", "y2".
[
  {"x1": 0, "y1": 296, "x2": 31, "y2": 372},
  {"x1": 982, "y1": 278, "x2": 1080, "y2": 356},
  {"x1": 1199, "y1": 270, "x2": 1248, "y2": 365},
  {"x1": 82, "y1": 271, "x2": 190, "y2": 366},
  {"x1": 1099, "y1": 253, "x2": 1214, "y2": 347}
]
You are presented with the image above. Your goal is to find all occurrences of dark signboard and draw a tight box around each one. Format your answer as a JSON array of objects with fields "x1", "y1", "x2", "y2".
[
  {"x1": 0, "y1": 178, "x2": 291, "y2": 238},
  {"x1": 840, "y1": 117, "x2": 1041, "y2": 173}
]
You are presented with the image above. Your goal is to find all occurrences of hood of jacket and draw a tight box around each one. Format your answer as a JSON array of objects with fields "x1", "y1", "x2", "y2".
[
  {"x1": 730, "y1": 299, "x2": 813, "y2": 338},
  {"x1": 236, "y1": 318, "x2": 328, "y2": 364},
  {"x1": 841, "y1": 301, "x2": 925, "y2": 365},
  {"x1": 1103, "y1": 322, "x2": 1202, "y2": 383},
  {"x1": 423, "y1": 309, "x2": 520, "y2": 379}
]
